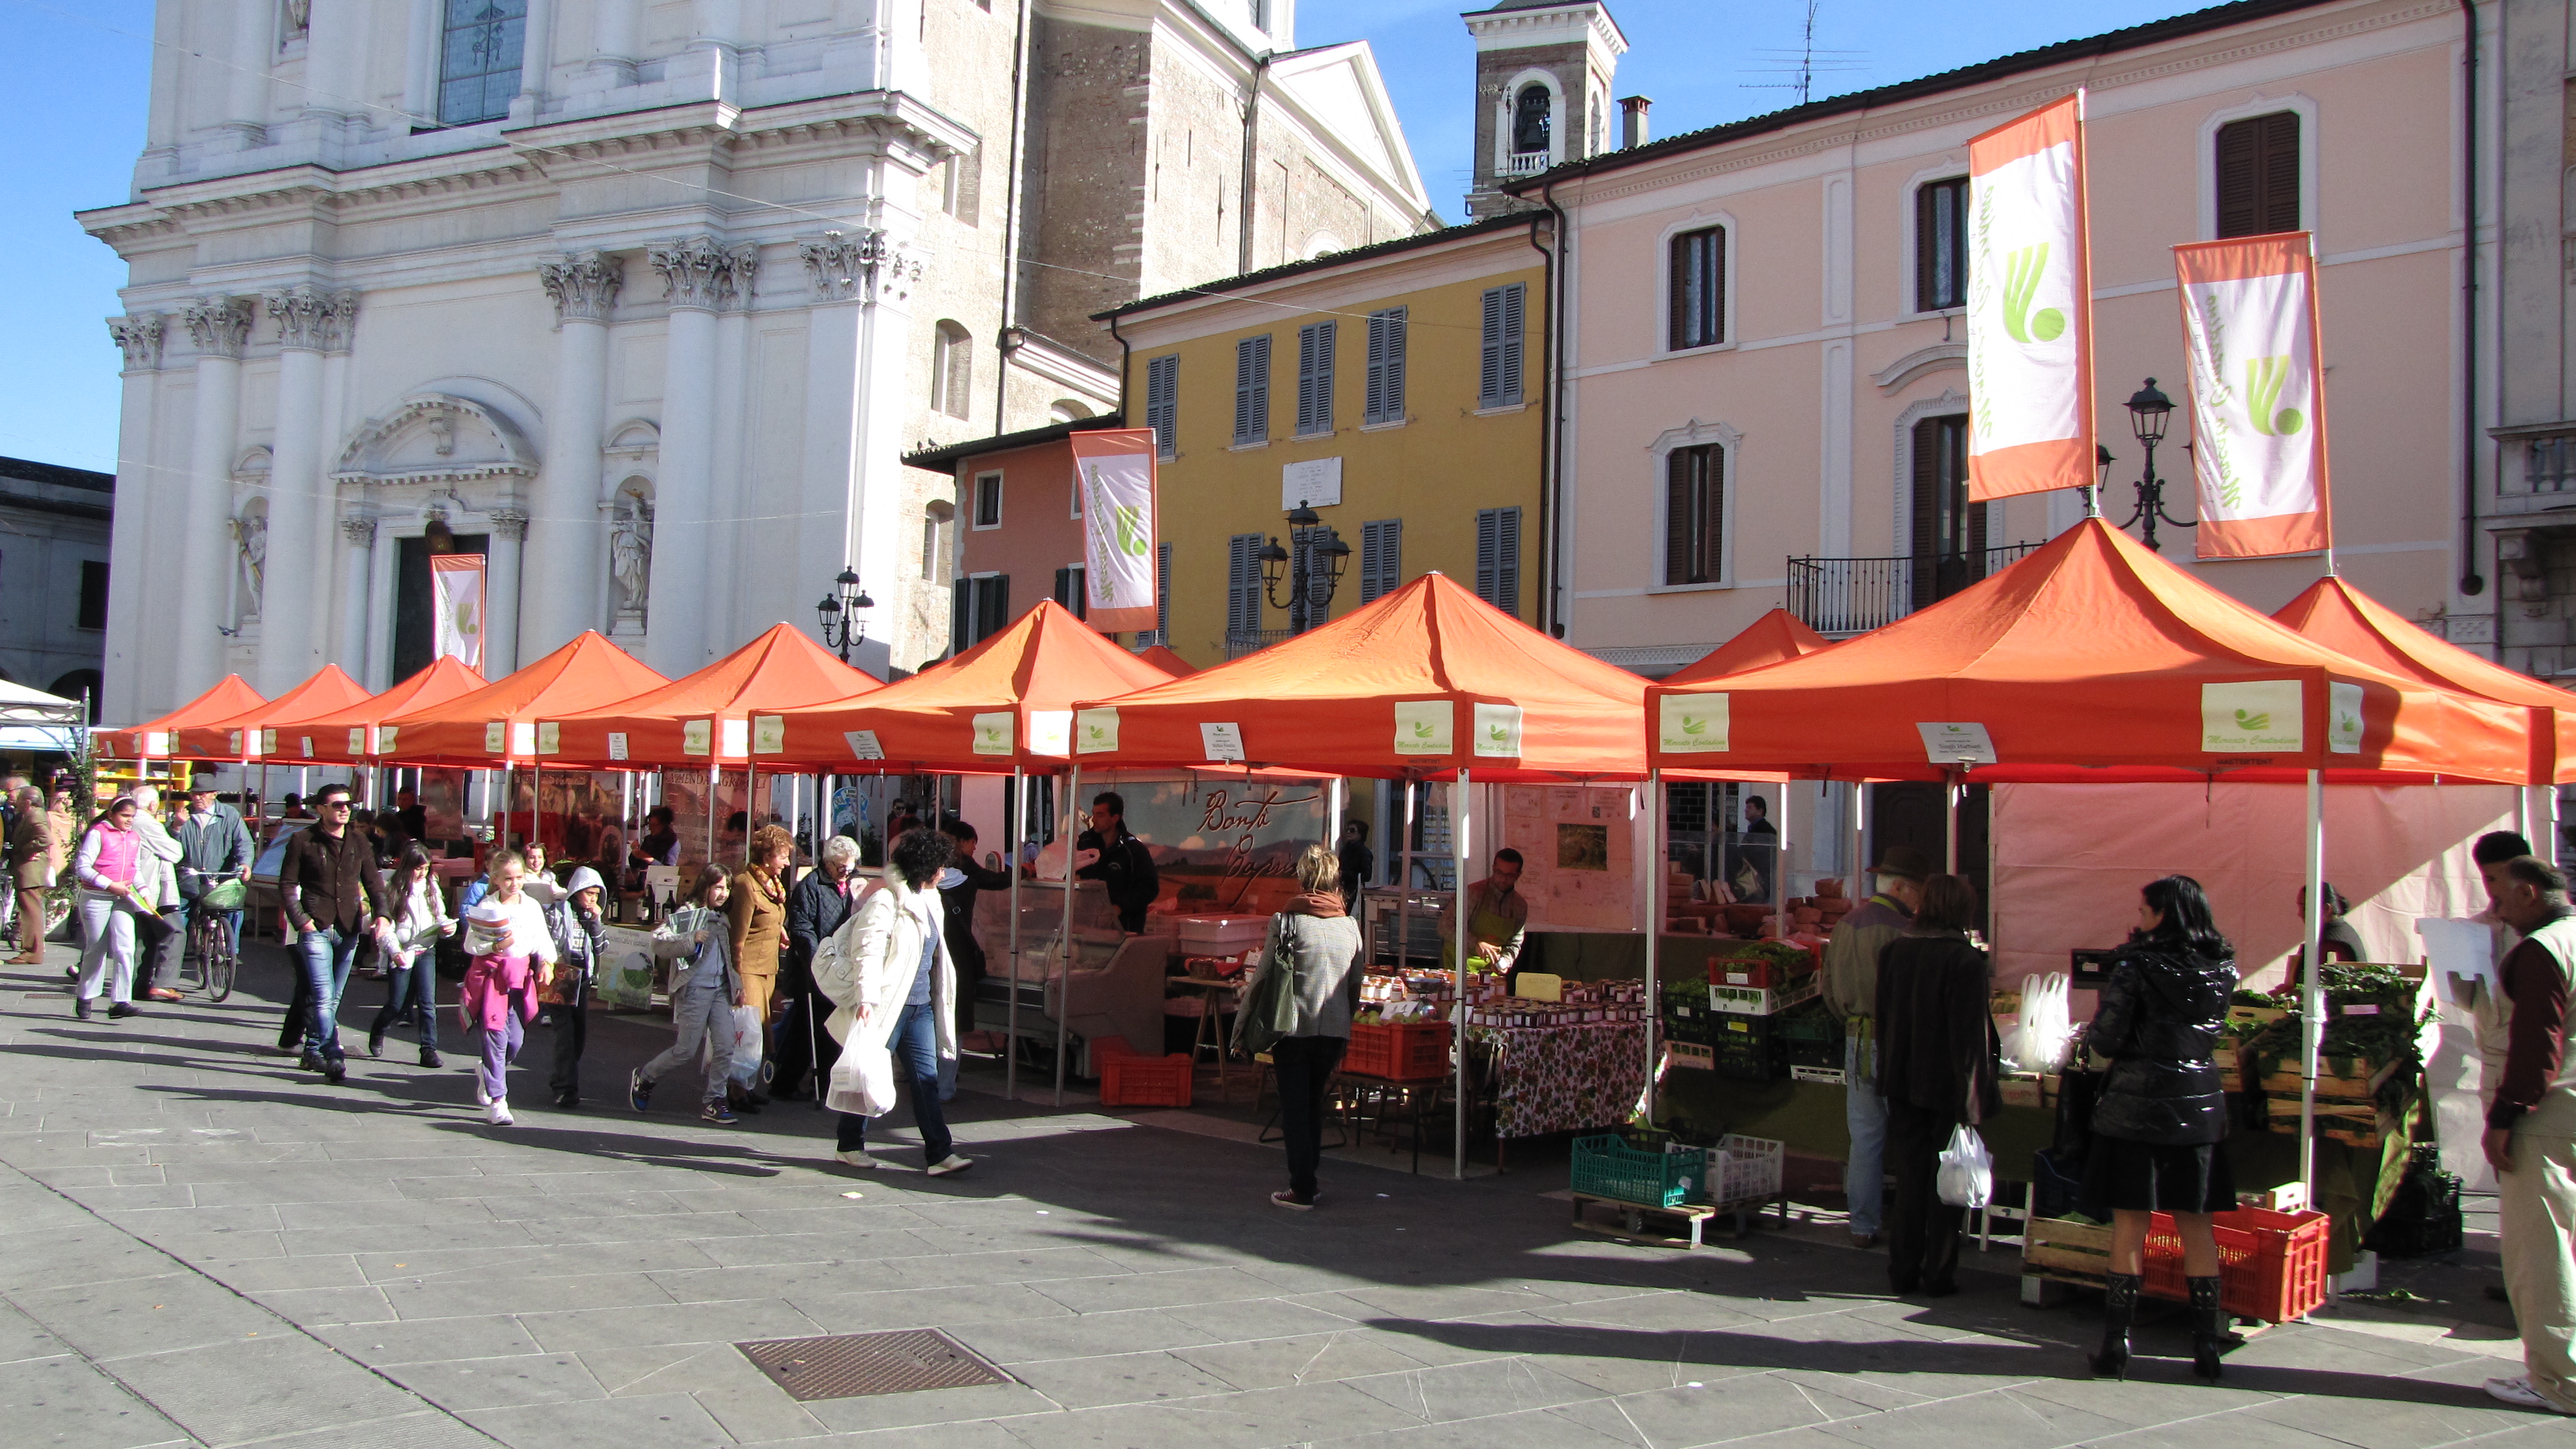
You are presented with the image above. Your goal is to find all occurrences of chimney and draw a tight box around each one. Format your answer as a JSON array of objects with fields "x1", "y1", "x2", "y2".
[{"x1": 1620, "y1": 95, "x2": 1652, "y2": 149}]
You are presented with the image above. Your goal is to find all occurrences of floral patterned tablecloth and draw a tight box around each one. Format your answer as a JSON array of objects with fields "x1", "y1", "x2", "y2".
[{"x1": 1468, "y1": 1021, "x2": 1653, "y2": 1140}]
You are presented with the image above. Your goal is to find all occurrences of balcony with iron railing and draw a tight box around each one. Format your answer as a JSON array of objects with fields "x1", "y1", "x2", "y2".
[
  {"x1": 1786, "y1": 543, "x2": 2041, "y2": 637},
  {"x1": 1224, "y1": 628, "x2": 1294, "y2": 659},
  {"x1": 1505, "y1": 151, "x2": 1548, "y2": 177}
]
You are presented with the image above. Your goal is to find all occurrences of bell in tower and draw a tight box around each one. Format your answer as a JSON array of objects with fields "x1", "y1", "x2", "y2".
[{"x1": 1462, "y1": 1, "x2": 1628, "y2": 219}]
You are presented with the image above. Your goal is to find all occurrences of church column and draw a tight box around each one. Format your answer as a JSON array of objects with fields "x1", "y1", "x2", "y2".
[
  {"x1": 704, "y1": 242, "x2": 758, "y2": 661},
  {"x1": 337, "y1": 515, "x2": 376, "y2": 688},
  {"x1": 103, "y1": 314, "x2": 167, "y2": 722},
  {"x1": 512, "y1": 0, "x2": 560, "y2": 121},
  {"x1": 852, "y1": 235, "x2": 924, "y2": 664},
  {"x1": 590, "y1": 0, "x2": 640, "y2": 85},
  {"x1": 644, "y1": 237, "x2": 725, "y2": 674},
  {"x1": 312, "y1": 292, "x2": 358, "y2": 651},
  {"x1": 225, "y1": 0, "x2": 276, "y2": 147},
  {"x1": 180, "y1": 297, "x2": 255, "y2": 700},
  {"x1": 260, "y1": 286, "x2": 330, "y2": 694},
  {"x1": 365, "y1": 519, "x2": 398, "y2": 690},
  {"x1": 797, "y1": 235, "x2": 865, "y2": 657},
  {"x1": 533, "y1": 252, "x2": 620, "y2": 655},
  {"x1": 797, "y1": 227, "x2": 924, "y2": 670},
  {"x1": 487, "y1": 509, "x2": 528, "y2": 676}
]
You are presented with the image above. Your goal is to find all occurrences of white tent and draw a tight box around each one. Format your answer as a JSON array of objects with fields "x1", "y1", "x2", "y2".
[{"x1": 0, "y1": 680, "x2": 89, "y2": 754}]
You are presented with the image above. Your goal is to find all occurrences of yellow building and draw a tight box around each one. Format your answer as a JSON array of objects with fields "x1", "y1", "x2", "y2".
[{"x1": 1095, "y1": 216, "x2": 1549, "y2": 668}]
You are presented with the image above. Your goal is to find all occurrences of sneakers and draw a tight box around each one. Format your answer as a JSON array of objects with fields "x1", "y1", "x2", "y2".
[
  {"x1": 297, "y1": 1051, "x2": 326, "y2": 1073},
  {"x1": 629, "y1": 1069, "x2": 653, "y2": 1113},
  {"x1": 924, "y1": 1155, "x2": 975, "y2": 1177},
  {"x1": 476, "y1": 1085, "x2": 492, "y2": 1107},
  {"x1": 835, "y1": 1150, "x2": 880, "y2": 1170},
  {"x1": 1271, "y1": 1189, "x2": 1315, "y2": 1212},
  {"x1": 2485, "y1": 1377, "x2": 2576, "y2": 1415},
  {"x1": 323, "y1": 1061, "x2": 346, "y2": 1085},
  {"x1": 420, "y1": 1049, "x2": 442, "y2": 1069},
  {"x1": 485, "y1": 1099, "x2": 514, "y2": 1126},
  {"x1": 702, "y1": 1101, "x2": 739, "y2": 1125}
]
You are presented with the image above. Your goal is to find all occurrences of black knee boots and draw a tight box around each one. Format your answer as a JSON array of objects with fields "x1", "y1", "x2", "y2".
[
  {"x1": 2188, "y1": 1275, "x2": 2235, "y2": 1380},
  {"x1": 2091, "y1": 1272, "x2": 2140, "y2": 1379}
]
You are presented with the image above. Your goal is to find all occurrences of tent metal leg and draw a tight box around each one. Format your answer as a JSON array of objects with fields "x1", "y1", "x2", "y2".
[
  {"x1": 1454, "y1": 769, "x2": 1470, "y2": 1181},
  {"x1": 1006, "y1": 765, "x2": 1023, "y2": 1104},
  {"x1": 1645, "y1": 769, "x2": 1662, "y2": 1122},
  {"x1": 1058, "y1": 762, "x2": 1079, "y2": 1108},
  {"x1": 2300, "y1": 768, "x2": 2324, "y2": 1195}
]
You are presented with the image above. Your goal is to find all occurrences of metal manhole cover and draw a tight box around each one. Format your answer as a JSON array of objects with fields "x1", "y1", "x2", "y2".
[{"x1": 735, "y1": 1330, "x2": 1011, "y2": 1401}]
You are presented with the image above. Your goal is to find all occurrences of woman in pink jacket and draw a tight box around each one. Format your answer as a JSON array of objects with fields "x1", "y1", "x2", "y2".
[{"x1": 457, "y1": 850, "x2": 557, "y2": 1125}]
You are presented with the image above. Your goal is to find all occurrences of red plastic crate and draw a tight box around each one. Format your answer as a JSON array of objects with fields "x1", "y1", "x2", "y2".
[
  {"x1": 1344, "y1": 1022, "x2": 1450, "y2": 1081},
  {"x1": 2142, "y1": 1206, "x2": 2330, "y2": 1322},
  {"x1": 1098, "y1": 1049, "x2": 1194, "y2": 1107}
]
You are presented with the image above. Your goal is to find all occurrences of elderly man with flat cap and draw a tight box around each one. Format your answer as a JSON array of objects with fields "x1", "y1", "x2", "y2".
[{"x1": 1821, "y1": 845, "x2": 1932, "y2": 1248}]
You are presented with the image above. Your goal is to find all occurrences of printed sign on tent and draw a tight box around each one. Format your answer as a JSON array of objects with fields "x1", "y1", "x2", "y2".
[
  {"x1": 1658, "y1": 694, "x2": 1729, "y2": 753},
  {"x1": 2328, "y1": 682, "x2": 2364, "y2": 754},
  {"x1": 1393, "y1": 700, "x2": 1454, "y2": 756},
  {"x1": 845, "y1": 730, "x2": 885, "y2": 761},
  {"x1": 1966, "y1": 93, "x2": 2095, "y2": 502},
  {"x1": 1473, "y1": 703, "x2": 1524, "y2": 759},
  {"x1": 1199, "y1": 722, "x2": 1245, "y2": 763},
  {"x1": 2174, "y1": 233, "x2": 2332, "y2": 559},
  {"x1": 971, "y1": 711, "x2": 1015, "y2": 756},
  {"x1": 1076, "y1": 708, "x2": 1120, "y2": 754},
  {"x1": 1067, "y1": 429, "x2": 1159, "y2": 634},
  {"x1": 1917, "y1": 722, "x2": 1998, "y2": 765},
  {"x1": 752, "y1": 716, "x2": 786, "y2": 755},
  {"x1": 430, "y1": 553, "x2": 487, "y2": 669},
  {"x1": 607, "y1": 732, "x2": 629, "y2": 762},
  {"x1": 682, "y1": 719, "x2": 712, "y2": 755},
  {"x1": 2201, "y1": 680, "x2": 2303, "y2": 753}
]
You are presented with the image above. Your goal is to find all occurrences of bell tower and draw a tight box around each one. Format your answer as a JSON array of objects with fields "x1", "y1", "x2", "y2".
[{"x1": 1463, "y1": 1, "x2": 1628, "y2": 219}]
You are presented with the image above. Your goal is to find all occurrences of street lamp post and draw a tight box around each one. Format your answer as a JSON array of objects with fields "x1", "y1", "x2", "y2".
[
  {"x1": 813, "y1": 567, "x2": 875, "y2": 663},
  {"x1": 1257, "y1": 502, "x2": 1351, "y2": 633},
  {"x1": 2119, "y1": 377, "x2": 2195, "y2": 552}
]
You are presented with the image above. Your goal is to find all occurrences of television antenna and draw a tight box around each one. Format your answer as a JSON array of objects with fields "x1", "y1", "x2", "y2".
[{"x1": 1741, "y1": 0, "x2": 1867, "y2": 107}]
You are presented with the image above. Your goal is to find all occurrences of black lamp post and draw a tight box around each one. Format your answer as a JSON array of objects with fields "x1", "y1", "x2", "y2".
[
  {"x1": 1258, "y1": 502, "x2": 1351, "y2": 632},
  {"x1": 813, "y1": 567, "x2": 875, "y2": 663},
  {"x1": 2119, "y1": 377, "x2": 2194, "y2": 552}
]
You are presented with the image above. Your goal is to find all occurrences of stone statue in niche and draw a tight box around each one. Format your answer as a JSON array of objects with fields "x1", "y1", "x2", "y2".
[
  {"x1": 610, "y1": 498, "x2": 653, "y2": 623},
  {"x1": 233, "y1": 512, "x2": 268, "y2": 616}
]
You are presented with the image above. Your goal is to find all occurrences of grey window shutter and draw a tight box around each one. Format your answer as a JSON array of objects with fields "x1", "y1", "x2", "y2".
[
  {"x1": 1498, "y1": 284, "x2": 1523, "y2": 406},
  {"x1": 1297, "y1": 322, "x2": 1334, "y2": 435},
  {"x1": 1366, "y1": 308, "x2": 1407, "y2": 425},
  {"x1": 1475, "y1": 509, "x2": 1499, "y2": 610},
  {"x1": 1234, "y1": 335, "x2": 1271, "y2": 444},
  {"x1": 950, "y1": 584, "x2": 971, "y2": 655},
  {"x1": 1665, "y1": 452, "x2": 1693, "y2": 586},
  {"x1": 1155, "y1": 541, "x2": 1172, "y2": 641},
  {"x1": 1481, "y1": 286, "x2": 1524, "y2": 408},
  {"x1": 1146, "y1": 356, "x2": 1179, "y2": 459},
  {"x1": 1479, "y1": 506, "x2": 1521, "y2": 619},
  {"x1": 1227, "y1": 533, "x2": 1260, "y2": 636},
  {"x1": 1359, "y1": 519, "x2": 1401, "y2": 604}
]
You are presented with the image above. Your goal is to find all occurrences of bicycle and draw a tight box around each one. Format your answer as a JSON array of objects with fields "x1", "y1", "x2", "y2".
[{"x1": 182, "y1": 873, "x2": 245, "y2": 1004}]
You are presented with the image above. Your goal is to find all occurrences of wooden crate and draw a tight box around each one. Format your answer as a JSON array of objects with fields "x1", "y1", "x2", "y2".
[
  {"x1": 2257, "y1": 1070, "x2": 2376, "y2": 1101},
  {"x1": 1998, "y1": 1073, "x2": 2051, "y2": 1110},
  {"x1": 2023, "y1": 1216, "x2": 2112, "y2": 1285}
]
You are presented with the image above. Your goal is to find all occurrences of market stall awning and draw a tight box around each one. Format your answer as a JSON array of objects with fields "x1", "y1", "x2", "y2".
[
  {"x1": 1662, "y1": 607, "x2": 1829, "y2": 686},
  {"x1": 546, "y1": 623, "x2": 883, "y2": 768},
  {"x1": 2274, "y1": 576, "x2": 2576, "y2": 786},
  {"x1": 1137, "y1": 644, "x2": 1197, "y2": 678},
  {"x1": 269, "y1": 656, "x2": 488, "y2": 763},
  {"x1": 767, "y1": 601, "x2": 1174, "y2": 773},
  {"x1": 173, "y1": 666, "x2": 374, "y2": 763},
  {"x1": 1073, "y1": 572, "x2": 1651, "y2": 781},
  {"x1": 0, "y1": 680, "x2": 87, "y2": 754},
  {"x1": 97, "y1": 676, "x2": 265, "y2": 760},
  {"x1": 380, "y1": 633, "x2": 666, "y2": 766},
  {"x1": 1645, "y1": 520, "x2": 2531, "y2": 784}
]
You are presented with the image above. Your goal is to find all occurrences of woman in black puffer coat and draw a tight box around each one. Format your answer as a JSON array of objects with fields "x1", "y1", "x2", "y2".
[{"x1": 2082, "y1": 874, "x2": 2239, "y2": 1384}]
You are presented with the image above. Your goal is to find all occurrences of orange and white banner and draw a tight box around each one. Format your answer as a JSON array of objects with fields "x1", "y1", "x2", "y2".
[
  {"x1": 1067, "y1": 428, "x2": 1159, "y2": 635},
  {"x1": 431, "y1": 553, "x2": 487, "y2": 669},
  {"x1": 2174, "y1": 233, "x2": 2331, "y2": 559},
  {"x1": 1966, "y1": 93, "x2": 2096, "y2": 502}
]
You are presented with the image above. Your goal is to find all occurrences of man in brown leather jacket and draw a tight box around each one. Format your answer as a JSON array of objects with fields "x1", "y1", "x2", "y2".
[
  {"x1": 276, "y1": 784, "x2": 388, "y2": 1083},
  {"x1": 6, "y1": 786, "x2": 50, "y2": 963}
]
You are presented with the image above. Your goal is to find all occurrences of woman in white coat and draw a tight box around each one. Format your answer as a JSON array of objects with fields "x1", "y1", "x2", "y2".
[{"x1": 813, "y1": 827, "x2": 972, "y2": 1176}]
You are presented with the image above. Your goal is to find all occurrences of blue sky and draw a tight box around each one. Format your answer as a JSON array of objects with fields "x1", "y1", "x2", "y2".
[{"x1": 2, "y1": 0, "x2": 2188, "y2": 475}]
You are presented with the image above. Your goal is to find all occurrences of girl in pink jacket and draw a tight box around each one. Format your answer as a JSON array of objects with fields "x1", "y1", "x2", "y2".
[{"x1": 457, "y1": 850, "x2": 557, "y2": 1125}]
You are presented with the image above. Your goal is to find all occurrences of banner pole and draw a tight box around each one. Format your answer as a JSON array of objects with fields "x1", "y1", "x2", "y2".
[
  {"x1": 1454, "y1": 770, "x2": 1470, "y2": 1181},
  {"x1": 2300, "y1": 767, "x2": 2325, "y2": 1195},
  {"x1": 1644, "y1": 769, "x2": 1662, "y2": 1124},
  {"x1": 1058, "y1": 761, "x2": 1080, "y2": 1108},
  {"x1": 1006, "y1": 765, "x2": 1022, "y2": 1104}
]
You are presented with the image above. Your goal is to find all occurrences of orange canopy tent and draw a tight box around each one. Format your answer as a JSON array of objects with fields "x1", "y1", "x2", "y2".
[
  {"x1": 272, "y1": 655, "x2": 488, "y2": 764},
  {"x1": 1646, "y1": 521, "x2": 2530, "y2": 786},
  {"x1": 1136, "y1": 644, "x2": 1197, "y2": 678},
  {"x1": 2273, "y1": 575, "x2": 2576, "y2": 786},
  {"x1": 380, "y1": 631, "x2": 666, "y2": 767},
  {"x1": 546, "y1": 623, "x2": 883, "y2": 769},
  {"x1": 1071, "y1": 572, "x2": 1650, "y2": 782},
  {"x1": 173, "y1": 666, "x2": 374, "y2": 763},
  {"x1": 1662, "y1": 606, "x2": 1829, "y2": 687},
  {"x1": 767, "y1": 601, "x2": 1173, "y2": 774},
  {"x1": 98, "y1": 676, "x2": 265, "y2": 760}
]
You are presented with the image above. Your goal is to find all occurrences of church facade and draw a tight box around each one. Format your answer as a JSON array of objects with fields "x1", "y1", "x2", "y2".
[{"x1": 82, "y1": 0, "x2": 1432, "y2": 720}]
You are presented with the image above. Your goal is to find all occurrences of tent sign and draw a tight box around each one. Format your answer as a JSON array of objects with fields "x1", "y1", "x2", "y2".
[
  {"x1": 1075, "y1": 708, "x2": 1120, "y2": 755},
  {"x1": 484, "y1": 722, "x2": 506, "y2": 753},
  {"x1": 972, "y1": 711, "x2": 1015, "y2": 756},
  {"x1": 1473, "y1": 703, "x2": 1523, "y2": 759},
  {"x1": 1028, "y1": 710, "x2": 1073, "y2": 757},
  {"x1": 2201, "y1": 680, "x2": 2302, "y2": 753},
  {"x1": 538, "y1": 722, "x2": 561, "y2": 755},
  {"x1": 753, "y1": 716, "x2": 786, "y2": 755},
  {"x1": 2327, "y1": 682, "x2": 2363, "y2": 754},
  {"x1": 227, "y1": 731, "x2": 245, "y2": 756},
  {"x1": 1917, "y1": 722, "x2": 1997, "y2": 766},
  {"x1": 374, "y1": 726, "x2": 394, "y2": 755},
  {"x1": 261, "y1": 729, "x2": 278, "y2": 756},
  {"x1": 607, "y1": 732, "x2": 629, "y2": 762},
  {"x1": 1393, "y1": 701, "x2": 1454, "y2": 756},
  {"x1": 1199, "y1": 722, "x2": 1245, "y2": 763},
  {"x1": 1658, "y1": 695, "x2": 1729, "y2": 753},
  {"x1": 682, "y1": 720, "x2": 713, "y2": 755},
  {"x1": 845, "y1": 730, "x2": 885, "y2": 761},
  {"x1": 299, "y1": 737, "x2": 313, "y2": 759}
]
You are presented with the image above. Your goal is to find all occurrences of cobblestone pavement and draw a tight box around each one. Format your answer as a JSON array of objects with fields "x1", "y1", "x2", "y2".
[{"x1": 0, "y1": 940, "x2": 2566, "y2": 1449}]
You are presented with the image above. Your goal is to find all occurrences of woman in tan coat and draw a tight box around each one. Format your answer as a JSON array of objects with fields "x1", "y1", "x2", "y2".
[{"x1": 727, "y1": 824, "x2": 793, "y2": 1107}]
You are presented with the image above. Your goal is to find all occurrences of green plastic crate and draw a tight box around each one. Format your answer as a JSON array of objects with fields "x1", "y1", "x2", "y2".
[{"x1": 1570, "y1": 1134, "x2": 1708, "y2": 1208}]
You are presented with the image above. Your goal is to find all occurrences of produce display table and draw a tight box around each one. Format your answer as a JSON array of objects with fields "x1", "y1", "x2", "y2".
[{"x1": 1468, "y1": 1020, "x2": 1652, "y2": 1142}]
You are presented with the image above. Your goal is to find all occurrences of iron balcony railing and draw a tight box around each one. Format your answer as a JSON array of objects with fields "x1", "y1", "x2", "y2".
[
  {"x1": 1786, "y1": 542, "x2": 2041, "y2": 636},
  {"x1": 1223, "y1": 628, "x2": 1294, "y2": 659}
]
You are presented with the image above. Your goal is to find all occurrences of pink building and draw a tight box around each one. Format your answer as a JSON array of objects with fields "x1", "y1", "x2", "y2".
[{"x1": 1511, "y1": 0, "x2": 2487, "y2": 674}]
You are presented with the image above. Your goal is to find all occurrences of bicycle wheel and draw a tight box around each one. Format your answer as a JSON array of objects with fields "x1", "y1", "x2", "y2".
[{"x1": 207, "y1": 922, "x2": 236, "y2": 1003}]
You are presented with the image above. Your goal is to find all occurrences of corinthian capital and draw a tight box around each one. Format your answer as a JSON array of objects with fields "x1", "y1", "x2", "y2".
[
  {"x1": 266, "y1": 285, "x2": 335, "y2": 352},
  {"x1": 648, "y1": 236, "x2": 729, "y2": 311},
  {"x1": 722, "y1": 243, "x2": 761, "y2": 311},
  {"x1": 867, "y1": 237, "x2": 923, "y2": 306},
  {"x1": 799, "y1": 230, "x2": 873, "y2": 304},
  {"x1": 321, "y1": 290, "x2": 359, "y2": 352},
  {"x1": 490, "y1": 508, "x2": 531, "y2": 541},
  {"x1": 341, "y1": 515, "x2": 377, "y2": 549},
  {"x1": 183, "y1": 297, "x2": 255, "y2": 360},
  {"x1": 539, "y1": 250, "x2": 623, "y2": 326},
  {"x1": 107, "y1": 313, "x2": 166, "y2": 372}
]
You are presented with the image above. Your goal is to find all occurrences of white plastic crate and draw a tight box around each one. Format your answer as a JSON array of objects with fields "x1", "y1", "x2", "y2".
[
  {"x1": 1705, "y1": 1133, "x2": 1785, "y2": 1206},
  {"x1": 1709, "y1": 975, "x2": 1819, "y2": 1016}
]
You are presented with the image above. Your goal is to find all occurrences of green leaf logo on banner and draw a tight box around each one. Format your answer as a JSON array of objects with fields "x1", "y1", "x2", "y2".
[
  {"x1": 1680, "y1": 714, "x2": 1709, "y2": 737},
  {"x1": 2002, "y1": 243, "x2": 2065, "y2": 344},
  {"x1": 1411, "y1": 720, "x2": 1434, "y2": 740},
  {"x1": 1487, "y1": 723, "x2": 1508, "y2": 745},
  {"x1": 1113, "y1": 503, "x2": 1149, "y2": 557},
  {"x1": 2245, "y1": 356, "x2": 2306, "y2": 437},
  {"x1": 2234, "y1": 708, "x2": 2270, "y2": 731}
]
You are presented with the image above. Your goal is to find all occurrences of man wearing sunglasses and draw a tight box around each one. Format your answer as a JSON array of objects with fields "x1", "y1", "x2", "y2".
[{"x1": 275, "y1": 784, "x2": 390, "y2": 1083}]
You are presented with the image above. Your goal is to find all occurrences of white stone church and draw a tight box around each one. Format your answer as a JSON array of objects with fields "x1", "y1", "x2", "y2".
[{"x1": 82, "y1": 0, "x2": 1434, "y2": 720}]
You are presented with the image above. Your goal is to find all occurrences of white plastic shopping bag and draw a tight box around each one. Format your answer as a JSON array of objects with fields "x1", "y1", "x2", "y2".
[
  {"x1": 2004, "y1": 971, "x2": 2073, "y2": 1073},
  {"x1": 1936, "y1": 1124, "x2": 1994, "y2": 1210},
  {"x1": 824, "y1": 1038, "x2": 898, "y2": 1117}
]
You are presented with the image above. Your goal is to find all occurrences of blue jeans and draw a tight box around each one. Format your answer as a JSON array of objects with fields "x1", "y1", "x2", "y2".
[
  {"x1": 295, "y1": 926, "x2": 364, "y2": 1063},
  {"x1": 369, "y1": 952, "x2": 439, "y2": 1053},
  {"x1": 835, "y1": 1000, "x2": 952, "y2": 1163},
  {"x1": 1845, "y1": 1033, "x2": 1886, "y2": 1236}
]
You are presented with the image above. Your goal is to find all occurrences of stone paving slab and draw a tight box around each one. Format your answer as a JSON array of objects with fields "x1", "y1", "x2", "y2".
[{"x1": 0, "y1": 943, "x2": 2571, "y2": 1449}]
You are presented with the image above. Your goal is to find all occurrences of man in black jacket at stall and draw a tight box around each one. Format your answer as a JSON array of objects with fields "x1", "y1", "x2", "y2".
[
  {"x1": 275, "y1": 784, "x2": 389, "y2": 1085},
  {"x1": 939, "y1": 816, "x2": 1015, "y2": 1049},
  {"x1": 773, "y1": 833, "x2": 861, "y2": 1099},
  {"x1": 1075, "y1": 791, "x2": 1159, "y2": 934}
]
